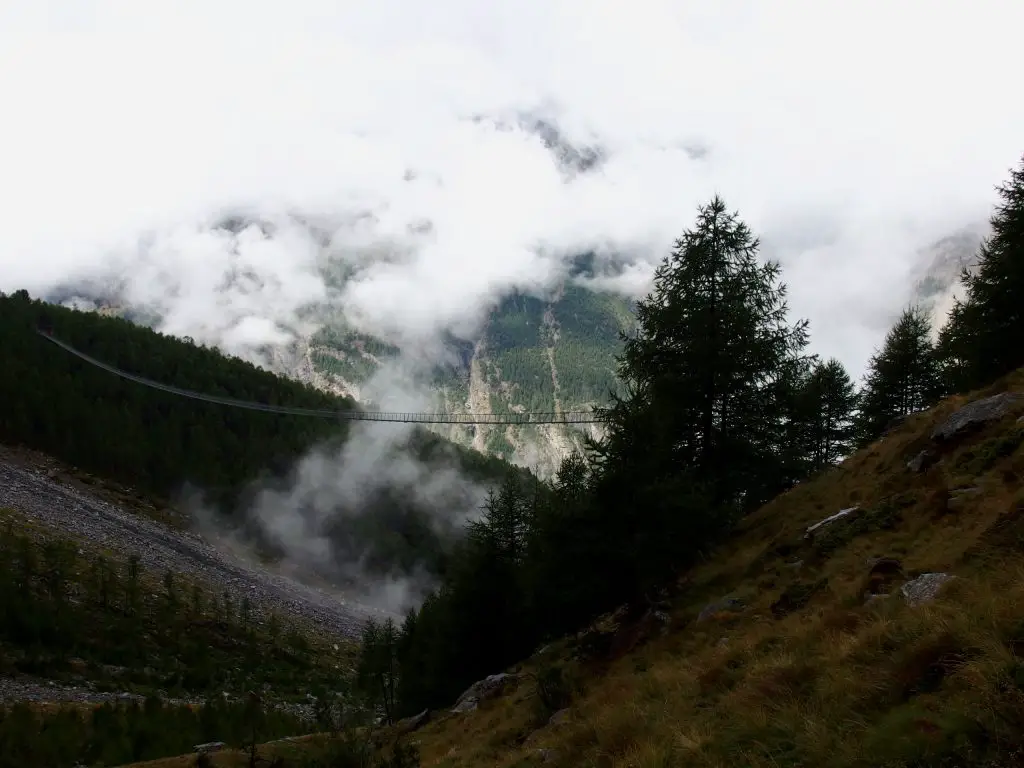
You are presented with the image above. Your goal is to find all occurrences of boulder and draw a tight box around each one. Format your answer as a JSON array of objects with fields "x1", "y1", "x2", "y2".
[
  {"x1": 907, "y1": 449, "x2": 938, "y2": 473},
  {"x1": 193, "y1": 742, "x2": 226, "y2": 754},
  {"x1": 548, "y1": 708, "x2": 571, "y2": 726},
  {"x1": 697, "y1": 597, "x2": 745, "y2": 623},
  {"x1": 931, "y1": 393, "x2": 1021, "y2": 441},
  {"x1": 901, "y1": 573, "x2": 955, "y2": 606},
  {"x1": 947, "y1": 486, "x2": 982, "y2": 512},
  {"x1": 395, "y1": 709, "x2": 431, "y2": 734},
  {"x1": 451, "y1": 673, "x2": 517, "y2": 714},
  {"x1": 805, "y1": 507, "x2": 861, "y2": 538}
]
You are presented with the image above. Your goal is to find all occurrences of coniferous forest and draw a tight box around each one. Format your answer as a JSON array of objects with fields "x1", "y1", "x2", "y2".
[
  {"x1": 0, "y1": 154, "x2": 1021, "y2": 767},
  {"x1": 0, "y1": 295, "x2": 517, "y2": 584},
  {"x1": 355, "y1": 156, "x2": 1024, "y2": 725}
]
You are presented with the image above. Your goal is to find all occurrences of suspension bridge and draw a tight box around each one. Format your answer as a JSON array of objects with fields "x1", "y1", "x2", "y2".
[{"x1": 37, "y1": 330, "x2": 604, "y2": 425}]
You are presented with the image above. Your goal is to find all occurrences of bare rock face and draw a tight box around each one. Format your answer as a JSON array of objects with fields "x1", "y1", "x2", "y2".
[
  {"x1": 901, "y1": 573, "x2": 956, "y2": 607},
  {"x1": 932, "y1": 393, "x2": 1022, "y2": 441}
]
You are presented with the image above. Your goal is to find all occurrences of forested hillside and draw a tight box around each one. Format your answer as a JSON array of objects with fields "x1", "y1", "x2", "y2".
[
  {"x1": 0, "y1": 290, "x2": 347, "y2": 504},
  {"x1": 341, "y1": 154, "x2": 1024, "y2": 768},
  {"x1": 0, "y1": 293, "x2": 520, "y2": 584},
  {"x1": 3, "y1": 150, "x2": 1021, "y2": 768}
]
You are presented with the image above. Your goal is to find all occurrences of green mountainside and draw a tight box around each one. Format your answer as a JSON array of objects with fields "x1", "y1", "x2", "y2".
[
  {"x1": 305, "y1": 282, "x2": 636, "y2": 475},
  {"x1": 0, "y1": 290, "x2": 519, "y2": 586}
]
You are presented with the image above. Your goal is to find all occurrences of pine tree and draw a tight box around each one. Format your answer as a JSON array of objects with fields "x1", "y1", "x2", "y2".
[
  {"x1": 856, "y1": 306, "x2": 943, "y2": 446},
  {"x1": 938, "y1": 155, "x2": 1024, "y2": 391}
]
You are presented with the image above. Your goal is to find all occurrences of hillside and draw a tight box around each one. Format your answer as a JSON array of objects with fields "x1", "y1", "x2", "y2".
[
  {"x1": 376, "y1": 369, "x2": 1024, "y2": 767},
  {"x1": 45, "y1": 226, "x2": 983, "y2": 479},
  {"x1": 44, "y1": 251, "x2": 637, "y2": 477},
  {"x1": 0, "y1": 290, "x2": 524, "y2": 598},
  {"x1": 0, "y1": 484, "x2": 357, "y2": 768}
]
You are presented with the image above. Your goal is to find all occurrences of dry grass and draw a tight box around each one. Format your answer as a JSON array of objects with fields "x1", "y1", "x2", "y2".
[
  {"x1": 116, "y1": 734, "x2": 330, "y2": 768},
  {"x1": 397, "y1": 371, "x2": 1024, "y2": 767},
  {"x1": 112, "y1": 371, "x2": 1024, "y2": 768}
]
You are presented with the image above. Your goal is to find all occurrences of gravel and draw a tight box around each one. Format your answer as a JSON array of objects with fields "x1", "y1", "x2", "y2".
[
  {"x1": 0, "y1": 459, "x2": 390, "y2": 640},
  {"x1": 0, "y1": 673, "x2": 320, "y2": 720}
]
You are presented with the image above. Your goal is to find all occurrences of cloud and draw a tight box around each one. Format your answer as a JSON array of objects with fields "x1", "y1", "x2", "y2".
[
  {"x1": 186, "y1": 419, "x2": 491, "y2": 615},
  {"x1": 1, "y1": 0, "x2": 1022, "y2": 377}
]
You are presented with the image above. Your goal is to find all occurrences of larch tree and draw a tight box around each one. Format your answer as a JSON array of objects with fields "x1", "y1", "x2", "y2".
[
  {"x1": 938, "y1": 155, "x2": 1024, "y2": 392},
  {"x1": 856, "y1": 306, "x2": 943, "y2": 446},
  {"x1": 588, "y1": 196, "x2": 809, "y2": 605},
  {"x1": 800, "y1": 358, "x2": 859, "y2": 471}
]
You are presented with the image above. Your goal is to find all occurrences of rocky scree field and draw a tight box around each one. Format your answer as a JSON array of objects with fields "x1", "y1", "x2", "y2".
[{"x1": 0, "y1": 442, "x2": 382, "y2": 733}]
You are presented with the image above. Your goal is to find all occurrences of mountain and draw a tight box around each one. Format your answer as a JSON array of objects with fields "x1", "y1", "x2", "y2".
[
  {"x1": 909, "y1": 226, "x2": 986, "y2": 333},
  {"x1": 42, "y1": 245, "x2": 638, "y2": 477},
  {"x1": 298, "y1": 278, "x2": 634, "y2": 477}
]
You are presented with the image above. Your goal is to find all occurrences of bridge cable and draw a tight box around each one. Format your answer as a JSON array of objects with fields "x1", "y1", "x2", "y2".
[{"x1": 36, "y1": 330, "x2": 603, "y2": 425}]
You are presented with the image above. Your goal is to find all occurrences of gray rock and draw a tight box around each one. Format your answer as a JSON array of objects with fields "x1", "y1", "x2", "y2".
[
  {"x1": 901, "y1": 573, "x2": 955, "y2": 606},
  {"x1": 194, "y1": 742, "x2": 226, "y2": 754},
  {"x1": 537, "y1": 748, "x2": 557, "y2": 762},
  {"x1": 805, "y1": 507, "x2": 861, "y2": 538},
  {"x1": 697, "y1": 597, "x2": 745, "y2": 623},
  {"x1": 548, "y1": 708, "x2": 570, "y2": 726},
  {"x1": 452, "y1": 673, "x2": 516, "y2": 714},
  {"x1": 396, "y1": 709, "x2": 430, "y2": 733},
  {"x1": 0, "y1": 458, "x2": 382, "y2": 640},
  {"x1": 907, "y1": 449, "x2": 937, "y2": 473},
  {"x1": 931, "y1": 393, "x2": 1022, "y2": 441},
  {"x1": 947, "y1": 487, "x2": 982, "y2": 512}
]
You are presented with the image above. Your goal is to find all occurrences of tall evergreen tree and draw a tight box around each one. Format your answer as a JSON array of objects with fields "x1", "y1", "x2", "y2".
[
  {"x1": 938, "y1": 155, "x2": 1024, "y2": 391},
  {"x1": 856, "y1": 306, "x2": 943, "y2": 446},
  {"x1": 799, "y1": 358, "x2": 859, "y2": 471},
  {"x1": 604, "y1": 196, "x2": 809, "y2": 507},
  {"x1": 588, "y1": 196, "x2": 809, "y2": 605}
]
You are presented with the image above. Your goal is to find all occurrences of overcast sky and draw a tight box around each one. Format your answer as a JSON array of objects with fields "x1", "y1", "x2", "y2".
[{"x1": 1, "y1": 0, "x2": 1022, "y2": 378}]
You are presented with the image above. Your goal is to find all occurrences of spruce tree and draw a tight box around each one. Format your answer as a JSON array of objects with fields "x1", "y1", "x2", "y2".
[
  {"x1": 938, "y1": 155, "x2": 1024, "y2": 391},
  {"x1": 856, "y1": 306, "x2": 943, "y2": 446}
]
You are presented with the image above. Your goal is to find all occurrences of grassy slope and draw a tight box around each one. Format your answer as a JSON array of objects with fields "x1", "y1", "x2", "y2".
[{"x1": 383, "y1": 370, "x2": 1024, "y2": 767}]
